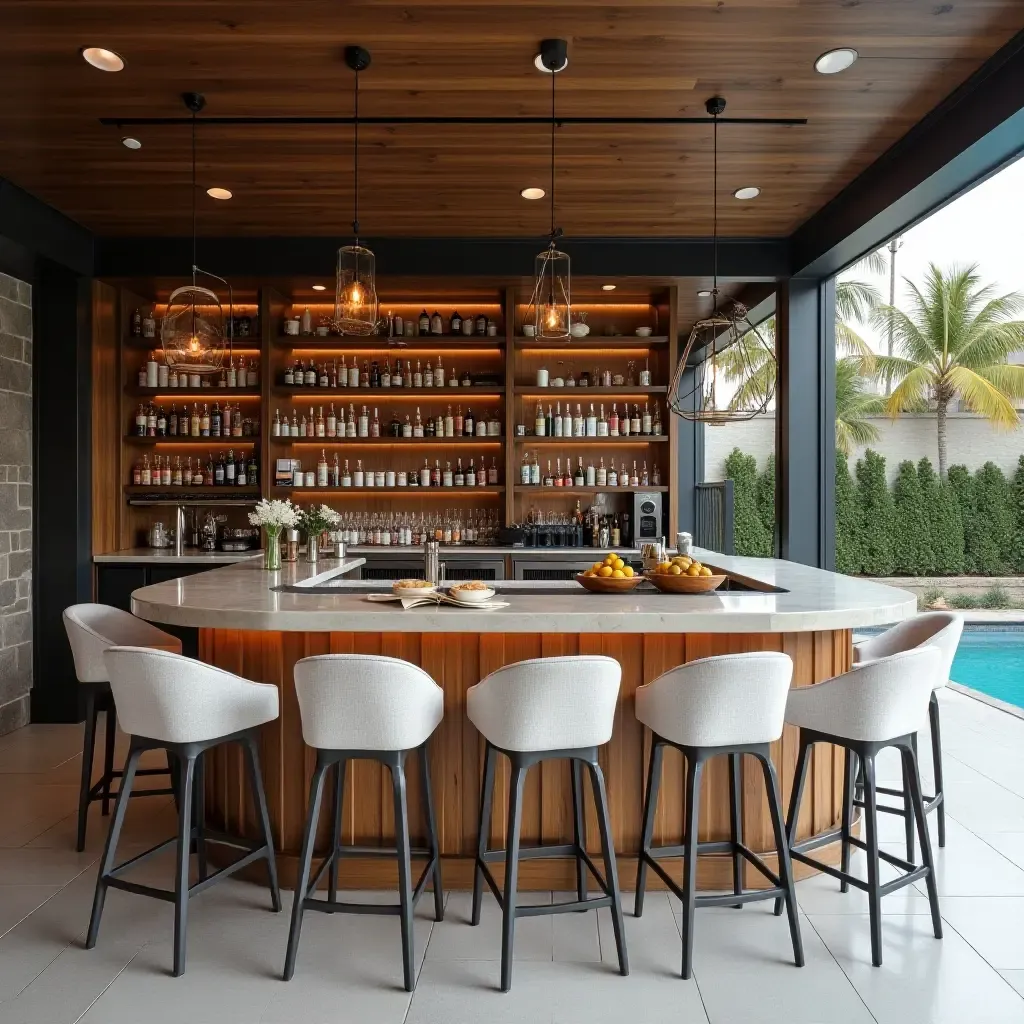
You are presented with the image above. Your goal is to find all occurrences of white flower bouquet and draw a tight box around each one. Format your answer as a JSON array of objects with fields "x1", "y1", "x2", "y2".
[
  {"x1": 248, "y1": 499, "x2": 299, "y2": 569},
  {"x1": 298, "y1": 503, "x2": 341, "y2": 538}
]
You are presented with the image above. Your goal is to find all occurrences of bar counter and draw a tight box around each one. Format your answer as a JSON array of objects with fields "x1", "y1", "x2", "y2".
[{"x1": 130, "y1": 554, "x2": 915, "y2": 891}]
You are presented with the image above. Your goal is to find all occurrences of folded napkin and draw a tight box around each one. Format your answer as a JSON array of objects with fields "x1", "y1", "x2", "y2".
[{"x1": 366, "y1": 593, "x2": 509, "y2": 610}]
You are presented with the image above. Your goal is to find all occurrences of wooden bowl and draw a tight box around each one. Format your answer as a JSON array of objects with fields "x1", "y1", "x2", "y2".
[
  {"x1": 575, "y1": 572, "x2": 644, "y2": 594},
  {"x1": 644, "y1": 571, "x2": 727, "y2": 594}
]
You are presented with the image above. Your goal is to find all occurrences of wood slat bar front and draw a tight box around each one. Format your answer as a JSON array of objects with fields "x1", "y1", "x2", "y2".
[{"x1": 200, "y1": 626, "x2": 852, "y2": 890}]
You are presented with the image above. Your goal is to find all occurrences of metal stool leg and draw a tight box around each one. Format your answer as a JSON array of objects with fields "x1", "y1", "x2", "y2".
[
  {"x1": 172, "y1": 755, "x2": 196, "y2": 977},
  {"x1": 775, "y1": 735, "x2": 811, "y2": 916},
  {"x1": 861, "y1": 754, "x2": 883, "y2": 968},
  {"x1": 634, "y1": 739, "x2": 663, "y2": 918},
  {"x1": 729, "y1": 752, "x2": 744, "y2": 909},
  {"x1": 243, "y1": 734, "x2": 281, "y2": 912},
  {"x1": 101, "y1": 704, "x2": 116, "y2": 816},
  {"x1": 86, "y1": 744, "x2": 142, "y2": 948},
  {"x1": 327, "y1": 760, "x2": 344, "y2": 904},
  {"x1": 570, "y1": 758, "x2": 587, "y2": 904},
  {"x1": 904, "y1": 735, "x2": 918, "y2": 863},
  {"x1": 758, "y1": 752, "x2": 804, "y2": 966},
  {"x1": 193, "y1": 751, "x2": 207, "y2": 882},
  {"x1": 420, "y1": 744, "x2": 444, "y2": 922},
  {"x1": 471, "y1": 742, "x2": 496, "y2": 927},
  {"x1": 903, "y1": 743, "x2": 943, "y2": 941},
  {"x1": 283, "y1": 759, "x2": 329, "y2": 981},
  {"x1": 680, "y1": 756, "x2": 704, "y2": 980},
  {"x1": 391, "y1": 757, "x2": 416, "y2": 992},
  {"x1": 840, "y1": 747, "x2": 855, "y2": 893},
  {"x1": 929, "y1": 692, "x2": 946, "y2": 848},
  {"x1": 499, "y1": 763, "x2": 527, "y2": 992},
  {"x1": 588, "y1": 759, "x2": 628, "y2": 976},
  {"x1": 77, "y1": 688, "x2": 99, "y2": 853}
]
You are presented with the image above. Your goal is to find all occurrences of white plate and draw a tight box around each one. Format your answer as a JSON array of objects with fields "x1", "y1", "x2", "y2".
[
  {"x1": 446, "y1": 587, "x2": 496, "y2": 603},
  {"x1": 392, "y1": 583, "x2": 436, "y2": 596}
]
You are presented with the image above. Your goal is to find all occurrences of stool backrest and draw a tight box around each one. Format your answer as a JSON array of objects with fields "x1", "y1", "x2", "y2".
[
  {"x1": 103, "y1": 646, "x2": 276, "y2": 744},
  {"x1": 854, "y1": 612, "x2": 962, "y2": 689},
  {"x1": 468, "y1": 655, "x2": 621, "y2": 752},
  {"x1": 639, "y1": 652, "x2": 793, "y2": 747},
  {"x1": 293, "y1": 654, "x2": 444, "y2": 751},
  {"x1": 63, "y1": 604, "x2": 179, "y2": 684},
  {"x1": 814, "y1": 646, "x2": 941, "y2": 742}
]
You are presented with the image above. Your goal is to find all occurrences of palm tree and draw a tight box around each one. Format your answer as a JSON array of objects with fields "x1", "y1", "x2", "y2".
[
  {"x1": 835, "y1": 356, "x2": 885, "y2": 454},
  {"x1": 872, "y1": 263, "x2": 1024, "y2": 478}
]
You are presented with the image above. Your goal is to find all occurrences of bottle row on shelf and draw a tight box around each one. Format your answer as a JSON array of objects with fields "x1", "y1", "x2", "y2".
[
  {"x1": 326, "y1": 509, "x2": 502, "y2": 547},
  {"x1": 282, "y1": 357, "x2": 487, "y2": 390},
  {"x1": 521, "y1": 402, "x2": 661, "y2": 438},
  {"x1": 130, "y1": 309, "x2": 259, "y2": 341},
  {"x1": 132, "y1": 451, "x2": 259, "y2": 487},
  {"x1": 279, "y1": 453, "x2": 501, "y2": 489},
  {"x1": 519, "y1": 453, "x2": 660, "y2": 488},
  {"x1": 133, "y1": 402, "x2": 260, "y2": 438},
  {"x1": 520, "y1": 505, "x2": 629, "y2": 549},
  {"x1": 532, "y1": 361, "x2": 653, "y2": 389},
  {"x1": 283, "y1": 308, "x2": 500, "y2": 339},
  {"x1": 136, "y1": 353, "x2": 259, "y2": 390},
  {"x1": 272, "y1": 404, "x2": 501, "y2": 440}
]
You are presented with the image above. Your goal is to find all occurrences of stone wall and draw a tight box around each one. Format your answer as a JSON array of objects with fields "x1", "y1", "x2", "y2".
[
  {"x1": 704, "y1": 412, "x2": 1024, "y2": 483},
  {"x1": 0, "y1": 272, "x2": 32, "y2": 735}
]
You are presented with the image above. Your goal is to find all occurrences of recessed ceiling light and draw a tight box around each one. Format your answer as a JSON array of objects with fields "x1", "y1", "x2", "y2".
[
  {"x1": 534, "y1": 53, "x2": 568, "y2": 74},
  {"x1": 206, "y1": 187, "x2": 232, "y2": 200},
  {"x1": 311, "y1": 284, "x2": 326, "y2": 291},
  {"x1": 733, "y1": 186, "x2": 761, "y2": 200},
  {"x1": 814, "y1": 48, "x2": 858, "y2": 75},
  {"x1": 520, "y1": 186, "x2": 546, "y2": 200},
  {"x1": 601, "y1": 284, "x2": 617, "y2": 291},
  {"x1": 697, "y1": 290, "x2": 712, "y2": 297},
  {"x1": 81, "y1": 47, "x2": 124, "y2": 72},
  {"x1": 121, "y1": 136, "x2": 142, "y2": 150}
]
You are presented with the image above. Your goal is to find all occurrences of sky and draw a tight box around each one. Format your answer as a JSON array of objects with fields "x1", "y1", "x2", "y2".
[{"x1": 837, "y1": 154, "x2": 1024, "y2": 354}]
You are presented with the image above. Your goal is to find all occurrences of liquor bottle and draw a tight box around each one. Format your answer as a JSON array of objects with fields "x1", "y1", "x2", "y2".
[
  {"x1": 358, "y1": 405, "x2": 369, "y2": 438},
  {"x1": 653, "y1": 405, "x2": 662, "y2": 436},
  {"x1": 199, "y1": 403, "x2": 210, "y2": 437},
  {"x1": 413, "y1": 360, "x2": 423, "y2": 388},
  {"x1": 597, "y1": 404, "x2": 609, "y2": 437},
  {"x1": 161, "y1": 455, "x2": 172, "y2": 485},
  {"x1": 608, "y1": 403, "x2": 619, "y2": 437},
  {"x1": 225, "y1": 449, "x2": 236, "y2": 484},
  {"x1": 596, "y1": 457, "x2": 607, "y2": 486},
  {"x1": 544, "y1": 460, "x2": 554, "y2": 487},
  {"x1": 432, "y1": 460, "x2": 442, "y2": 487},
  {"x1": 575, "y1": 456, "x2": 585, "y2": 487},
  {"x1": 630, "y1": 460, "x2": 640, "y2": 487},
  {"x1": 530, "y1": 452, "x2": 541, "y2": 485},
  {"x1": 608, "y1": 461, "x2": 618, "y2": 487},
  {"x1": 135, "y1": 403, "x2": 147, "y2": 436},
  {"x1": 535, "y1": 402, "x2": 546, "y2": 436},
  {"x1": 436, "y1": 356, "x2": 444, "y2": 387},
  {"x1": 319, "y1": 363, "x2": 329, "y2": 388},
  {"x1": 371, "y1": 408, "x2": 380, "y2": 438},
  {"x1": 453, "y1": 404, "x2": 463, "y2": 436},
  {"x1": 641, "y1": 461, "x2": 650, "y2": 486},
  {"x1": 585, "y1": 403, "x2": 598, "y2": 437},
  {"x1": 326, "y1": 403, "x2": 337, "y2": 437},
  {"x1": 413, "y1": 407, "x2": 424, "y2": 438},
  {"x1": 236, "y1": 451, "x2": 247, "y2": 486},
  {"x1": 642, "y1": 402, "x2": 653, "y2": 435},
  {"x1": 317, "y1": 449, "x2": 329, "y2": 487},
  {"x1": 554, "y1": 457, "x2": 563, "y2": 487},
  {"x1": 353, "y1": 459, "x2": 365, "y2": 486},
  {"x1": 381, "y1": 359, "x2": 391, "y2": 388},
  {"x1": 418, "y1": 309, "x2": 430, "y2": 334},
  {"x1": 462, "y1": 368, "x2": 472, "y2": 387},
  {"x1": 180, "y1": 407, "x2": 190, "y2": 436},
  {"x1": 573, "y1": 404, "x2": 584, "y2": 438},
  {"x1": 338, "y1": 355, "x2": 347, "y2": 387},
  {"x1": 169, "y1": 404, "x2": 178, "y2": 437},
  {"x1": 652, "y1": 462, "x2": 661, "y2": 485},
  {"x1": 144, "y1": 405, "x2": 156, "y2": 437},
  {"x1": 291, "y1": 410, "x2": 300, "y2": 437},
  {"x1": 520, "y1": 452, "x2": 531, "y2": 485},
  {"x1": 299, "y1": 411, "x2": 308, "y2": 438},
  {"x1": 305, "y1": 362, "x2": 317, "y2": 387},
  {"x1": 450, "y1": 310, "x2": 462, "y2": 334},
  {"x1": 211, "y1": 402, "x2": 222, "y2": 437},
  {"x1": 620, "y1": 405, "x2": 631, "y2": 436},
  {"x1": 443, "y1": 462, "x2": 454, "y2": 487},
  {"x1": 631, "y1": 404, "x2": 642, "y2": 435},
  {"x1": 420, "y1": 459, "x2": 431, "y2": 486},
  {"x1": 424, "y1": 360, "x2": 434, "y2": 388},
  {"x1": 131, "y1": 308, "x2": 142, "y2": 336},
  {"x1": 172, "y1": 456, "x2": 183, "y2": 486},
  {"x1": 301, "y1": 307, "x2": 313, "y2": 335},
  {"x1": 444, "y1": 405, "x2": 454, "y2": 437},
  {"x1": 466, "y1": 458, "x2": 477, "y2": 487},
  {"x1": 360, "y1": 361, "x2": 370, "y2": 388},
  {"x1": 214, "y1": 452, "x2": 226, "y2": 485},
  {"x1": 392, "y1": 360, "x2": 403, "y2": 387},
  {"x1": 348, "y1": 358, "x2": 359, "y2": 388},
  {"x1": 329, "y1": 360, "x2": 338, "y2": 388},
  {"x1": 430, "y1": 310, "x2": 443, "y2": 335},
  {"x1": 340, "y1": 459, "x2": 351, "y2": 487},
  {"x1": 370, "y1": 360, "x2": 381, "y2": 388},
  {"x1": 346, "y1": 403, "x2": 356, "y2": 438}
]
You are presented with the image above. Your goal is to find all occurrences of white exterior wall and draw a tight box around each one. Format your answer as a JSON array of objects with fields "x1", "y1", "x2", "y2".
[{"x1": 703, "y1": 412, "x2": 1024, "y2": 483}]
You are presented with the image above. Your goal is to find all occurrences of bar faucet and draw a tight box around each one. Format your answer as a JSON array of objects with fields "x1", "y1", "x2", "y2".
[{"x1": 174, "y1": 504, "x2": 186, "y2": 556}]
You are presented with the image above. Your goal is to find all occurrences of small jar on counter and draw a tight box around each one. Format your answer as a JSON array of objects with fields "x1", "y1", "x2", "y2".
[{"x1": 284, "y1": 529, "x2": 300, "y2": 562}]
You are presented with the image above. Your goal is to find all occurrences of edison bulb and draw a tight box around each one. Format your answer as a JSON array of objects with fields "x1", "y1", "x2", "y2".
[{"x1": 350, "y1": 283, "x2": 363, "y2": 303}]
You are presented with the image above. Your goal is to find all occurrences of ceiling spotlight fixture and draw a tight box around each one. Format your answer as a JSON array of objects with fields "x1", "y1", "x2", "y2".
[
  {"x1": 814, "y1": 47, "x2": 858, "y2": 74},
  {"x1": 520, "y1": 187, "x2": 546, "y2": 200},
  {"x1": 311, "y1": 284, "x2": 326, "y2": 291},
  {"x1": 697, "y1": 290, "x2": 712, "y2": 298},
  {"x1": 161, "y1": 92, "x2": 231, "y2": 378},
  {"x1": 527, "y1": 39, "x2": 571, "y2": 341},
  {"x1": 121, "y1": 136, "x2": 142, "y2": 150},
  {"x1": 81, "y1": 47, "x2": 125, "y2": 72},
  {"x1": 330, "y1": 45, "x2": 378, "y2": 336},
  {"x1": 733, "y1": 186, "x2": 760, "y2": 200},
  {"x1": 668, "y1": 96, "x2": 775, "y2": 424},
  {"x1": 534, "y1": 37, "x2": 568, "y2": 74},
  {"x1": 206, "y1": 187, "x2": 232, "y2": 200},
  {"x1": 601, "y1": 284, "x2": 617, "y2": 291}
]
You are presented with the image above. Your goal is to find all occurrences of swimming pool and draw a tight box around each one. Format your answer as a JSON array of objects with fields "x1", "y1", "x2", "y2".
[{"x1": 949, "y1": 628, "x2": 1024, "y2": 709}]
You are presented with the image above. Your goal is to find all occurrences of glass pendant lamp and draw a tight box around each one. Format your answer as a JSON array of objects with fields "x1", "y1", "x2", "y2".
[
  {"x1": 332, "y1": 47, "x2": 378, "y2": 336},
  {"x1": 527, "y1": 42, "x2": 571, "y2": 341}
]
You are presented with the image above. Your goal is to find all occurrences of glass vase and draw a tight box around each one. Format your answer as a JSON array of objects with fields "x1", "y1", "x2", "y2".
[
  {"x1": 264, "y1": 529, "x2": 282, "y2": 571},
  {"x1": 306, "y1": 533, "x2": 320, "y2": 564}
]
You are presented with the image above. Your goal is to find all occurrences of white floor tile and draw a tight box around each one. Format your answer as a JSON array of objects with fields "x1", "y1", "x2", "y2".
[
  {"x1": 939, "y1": 897, "x2": 1024, "y2": 970},
  {"x1": 425, "y1": 890, "x2": 554, "y2": 962},
  {"x1": 980, "y1": 832, "x2": 1024, "y2": 871},
  {"x1": 810, "y1": 912, "x2": 1024, "y2": 1023},
  {"x1": 944, "y1": 780, "x2": 1024, "y2": 833},
  {"x1": 910, "y1": 818, "x2": 1024, "y2": 896},
  {"x1": 1002, "y1": 971, "x2": 1024, "y2": 998},
  {"x1": 795, "y1": 848, "x2": 934, "y2": 916},
  {"x1": 0, "y1": 885, "x2": 61, "y2": 939}
]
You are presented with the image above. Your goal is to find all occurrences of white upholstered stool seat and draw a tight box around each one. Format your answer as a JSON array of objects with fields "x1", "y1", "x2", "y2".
[
  {"x1": 851, "y1": 612, "x2": 963, "y2": 854},
  {"x1": 62, "y1": 604, "x2": 182, "y2": 851},
  {"x1": 633, "y1": 652, "x2": 802, "y2": 979},
  {"x1": 86, "y1": 647, "x2": 281, "y2": 977},
  {"x1": 284, "y1": 654, "x2": 445, "y2": 993},
  {"x1": 781, "y1": 647, "x2": 943, "y2": 968},
  {"x1": 467, "y1": 656, "x2": 628, "y2": 992}
]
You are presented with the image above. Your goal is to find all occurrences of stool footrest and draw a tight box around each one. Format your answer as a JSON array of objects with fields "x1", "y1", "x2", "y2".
[{"x1": 641, "y1": 838, "x2": 783, "y2": 893}]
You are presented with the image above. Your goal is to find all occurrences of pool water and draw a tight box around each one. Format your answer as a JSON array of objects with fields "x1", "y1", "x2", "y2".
[{"x1": 949, "y1": 630, "x2": 1024, "y2": 709}]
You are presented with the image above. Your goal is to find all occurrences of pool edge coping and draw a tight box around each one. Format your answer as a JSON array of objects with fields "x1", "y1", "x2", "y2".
[{"x1": 948, "y1": 680, "x2": 1024, "y2": 721}]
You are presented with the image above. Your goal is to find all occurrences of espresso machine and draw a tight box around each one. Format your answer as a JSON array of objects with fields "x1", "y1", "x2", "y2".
[{"x1": 632, "y1": 492, "x2": 663, "y2": 547}]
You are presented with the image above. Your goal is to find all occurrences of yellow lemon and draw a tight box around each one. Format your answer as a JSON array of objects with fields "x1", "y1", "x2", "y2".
[
  {"x1": 592, "y1": 562, "x2": 603, "y2": 572},
  {"x1": 657, "y1": 561, "x2": 672, "y2": 572},
  {"x1": 686, "y1": 564, "x2": 701, "y2": 577},
  {"x1": 598, "y1": 565, "x2": 614, "y2": 578},
  {"x1": 611, "y1": 569, "x2": 625, "y2": 578},
  {"x1": 612, "y1": 558, "x2": 624, "y2": 570},
  {"x1": 700, "y1": 566, "x2": 713, "y2": 577},
  {"x1": 670, "y1": 564, "x2": 683, "y2": 575},
  {"x1": 583, "y1": 570, "x2": 595, "y2": 578},
  {"x1": 622, "y1": 565, "x2": 634, "y2": 578}
]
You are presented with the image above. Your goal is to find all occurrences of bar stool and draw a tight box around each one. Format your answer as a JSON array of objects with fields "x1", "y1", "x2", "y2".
[
  {"x1": 779, "y1": 647, "x2": 943, "y2": 967},
  {"x1": 63, "y1": 604, "x2": 180, "y2": 851},
  {"x1": 86, "y1": 647, "x2": 281, "y2": 977},
  {"x1": 284, "y1": 654, "x2": 445, "y2": 993},
  {"x1": 467, "y1": 655, "x2": 628, "y2": 993},
  {"x1": 633, "y1": 652, "x2": 803, "y2": 980},
  {"x1": 851, "y1": 612, "x2": 963, "y2": 860}
]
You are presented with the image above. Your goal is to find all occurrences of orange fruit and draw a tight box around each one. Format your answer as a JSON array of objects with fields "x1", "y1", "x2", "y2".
[
  {"x1": 700, "y1": 566, "x2": 713, "y2": 577},
  {"x1": 670, "y1": 564, "x2": 683, "y2": 575},
  {"x1": 611, "y1": 569, "x2": 625, "y2": 578},
  {"x1": 622, "y1": 566, "x2": 634, "y2": 578},
  {"x1": 686, "y1": 564, "x2": 701, "y2": 577},
  {"x1": 598, "y1": 565, "x2": 614, "y2": 578}
]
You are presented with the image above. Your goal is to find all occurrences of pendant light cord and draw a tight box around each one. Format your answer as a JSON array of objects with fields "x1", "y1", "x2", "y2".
[
  {"x1": 549, "y1": 68, "x2": 556, "y2": 242},
  {"x1": 191, "y1": 109, "x2": 197, "y2": 286},
  {"x1": 712, "y1": 108, "x2": 718, "y2": 299},
  {"x1": 352, "y1": 68, "x2": 360, "y2": 242}
]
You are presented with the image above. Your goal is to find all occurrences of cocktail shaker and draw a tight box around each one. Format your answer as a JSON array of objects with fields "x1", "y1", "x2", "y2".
[{"x1": 424, "y1": 539, "x2": 440, "y2": 585}]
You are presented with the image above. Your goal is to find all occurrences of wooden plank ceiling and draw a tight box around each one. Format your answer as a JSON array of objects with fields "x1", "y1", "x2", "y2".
[{"x1": 2, "y1": 1, "x2": 1022, "y2": 239}]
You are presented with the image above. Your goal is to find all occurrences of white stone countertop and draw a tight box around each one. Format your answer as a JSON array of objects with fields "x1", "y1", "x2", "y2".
[
  {"x1": 94, "y1": 549, "x2": 263, "y2": 565},
  {"x1": 130, "y1": 549, "x2": 916, "y2": 634}
]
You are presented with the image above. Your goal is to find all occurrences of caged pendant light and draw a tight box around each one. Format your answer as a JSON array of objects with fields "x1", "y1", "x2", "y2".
[
  {"x1": 332, "y1": 46, "x2": 379, "y2": 336},
  {"x1": 161, "y1": 93, "x2": 231, "y2": 376},
  {"x1": 668, "y1": 97, "x2": 775, "y2": 424},
  {"x1": 527, "y1": 39, "x2": 571, "y2": 341}
]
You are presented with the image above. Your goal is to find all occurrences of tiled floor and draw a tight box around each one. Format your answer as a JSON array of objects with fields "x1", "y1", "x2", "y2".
[{"x1": 1, "y1": 688, "x2": 1024, "y2": 1022}]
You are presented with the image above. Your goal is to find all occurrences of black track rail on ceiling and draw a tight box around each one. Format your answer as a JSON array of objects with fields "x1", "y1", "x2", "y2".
[{"x1": 100, "y1": 115, "x2": 807, "y2": 127}]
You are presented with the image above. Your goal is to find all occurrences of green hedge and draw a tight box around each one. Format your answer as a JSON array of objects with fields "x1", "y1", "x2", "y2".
[{"x1": 723, "y1": 446, "x2": 1022, "y2": 576}]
